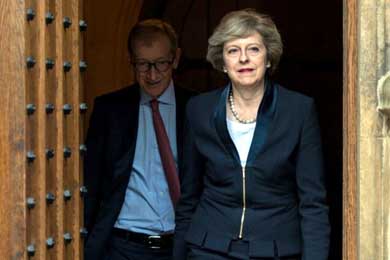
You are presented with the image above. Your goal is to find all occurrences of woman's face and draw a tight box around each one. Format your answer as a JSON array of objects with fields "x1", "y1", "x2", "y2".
[{"x1": 223, "y1": 32, "x2": 269, "y2": 89}]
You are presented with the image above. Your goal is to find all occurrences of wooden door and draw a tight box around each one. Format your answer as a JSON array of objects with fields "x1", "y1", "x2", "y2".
[
  {"x1": 0, "y1": 0, "x2": 143, "y2": 258},
  {"x1": 1, "y1": 0, "x2": 86, "y2": 259}
]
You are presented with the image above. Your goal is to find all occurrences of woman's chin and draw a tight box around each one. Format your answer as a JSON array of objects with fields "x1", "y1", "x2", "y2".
[{"x1": 233, "y1": 80, "x2": 264, "y2": 89}]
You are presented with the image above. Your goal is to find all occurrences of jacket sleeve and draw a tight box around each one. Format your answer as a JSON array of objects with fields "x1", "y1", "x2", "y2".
[
  {"x1": 296, "y1": 100, "x2": 330, "y2": 260},
  {"x1": 83, "y1": 97, "x2": 107, "y2": 237},
  {"x1": 173, "y1": 102, "x2": 205, "y2": 260}
]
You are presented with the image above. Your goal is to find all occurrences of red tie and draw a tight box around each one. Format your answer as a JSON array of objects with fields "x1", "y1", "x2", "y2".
[{"x1": 150, "y1": 99, "x2": 181, "y2": 206}]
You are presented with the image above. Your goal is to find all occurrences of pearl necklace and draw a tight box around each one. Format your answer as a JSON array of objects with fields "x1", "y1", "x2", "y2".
[{"x1": 228, "y1": 88, "x2": 257, "y2": 124}]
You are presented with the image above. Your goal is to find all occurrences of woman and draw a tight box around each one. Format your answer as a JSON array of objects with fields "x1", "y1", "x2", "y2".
[{"x1": 174, "y1": 9, "x2": 330, "y2": 260}]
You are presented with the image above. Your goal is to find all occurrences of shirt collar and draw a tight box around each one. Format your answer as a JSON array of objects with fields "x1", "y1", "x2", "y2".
[{"x1": 140, "y1": 80, "x2": 175, "y2": 105}]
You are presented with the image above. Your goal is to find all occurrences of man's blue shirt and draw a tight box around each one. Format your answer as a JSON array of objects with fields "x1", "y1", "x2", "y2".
[{"x1": 114, "y1": 82, "x2": 177, "y2": 235}]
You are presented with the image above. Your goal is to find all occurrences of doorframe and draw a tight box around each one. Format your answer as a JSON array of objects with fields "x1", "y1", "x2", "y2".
[{"x1": 343, "y1": 0, "x2": 358, "y2": 259}]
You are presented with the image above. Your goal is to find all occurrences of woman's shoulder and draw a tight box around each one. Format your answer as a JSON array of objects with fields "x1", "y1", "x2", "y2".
[
  {"x1": 276, "y1": 84, "x2": 313, "y2": 103},
  {"x1": 274, "y1": 84, "x2": 317, "y2": 121},
  {"x1": 275, "y1": 84, "x2": 315, "y2": 110}
]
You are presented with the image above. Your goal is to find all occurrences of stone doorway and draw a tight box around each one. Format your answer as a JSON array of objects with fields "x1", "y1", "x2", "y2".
[{"x1": 86, "y1": 2, "x2": 344, "y2": 256}]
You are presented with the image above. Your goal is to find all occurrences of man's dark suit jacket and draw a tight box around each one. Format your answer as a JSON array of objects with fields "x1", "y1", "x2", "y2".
[
  {"x1": 83, "y1": 83, "x2": 194, "y2": 260},
  {"x1": 174, "y1": 80, "x2": 330, "y2": 260}
]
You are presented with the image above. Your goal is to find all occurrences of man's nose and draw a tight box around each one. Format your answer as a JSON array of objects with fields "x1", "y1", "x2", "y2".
[{"x1": 146, "y1": 65, "x2": 159, "y2": 80}]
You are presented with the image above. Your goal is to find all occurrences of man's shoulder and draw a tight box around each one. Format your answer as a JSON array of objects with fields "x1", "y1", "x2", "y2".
[{"x1": 94, "y1": 84, "x2": 139, "y2": 105}]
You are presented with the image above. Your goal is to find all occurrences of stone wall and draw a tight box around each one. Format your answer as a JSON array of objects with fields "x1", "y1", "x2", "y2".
[{"x1": 358, "y1": 0, "x2": 390, "y2": 259}]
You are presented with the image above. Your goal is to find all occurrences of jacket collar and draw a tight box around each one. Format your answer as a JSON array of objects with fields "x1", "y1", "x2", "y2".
[{"x1": 214, "y1": 78, "x2": 278, "y2": 166}]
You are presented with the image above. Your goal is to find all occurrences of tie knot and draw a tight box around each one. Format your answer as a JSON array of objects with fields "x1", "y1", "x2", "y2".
[{"x1": 150, "y1": 99, "x2": 159, "y2": 111}]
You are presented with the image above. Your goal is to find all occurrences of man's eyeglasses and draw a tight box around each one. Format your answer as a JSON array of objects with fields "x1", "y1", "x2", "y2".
[{"x1": 132, "y1": 58, "x2": 175, "y2": 73}]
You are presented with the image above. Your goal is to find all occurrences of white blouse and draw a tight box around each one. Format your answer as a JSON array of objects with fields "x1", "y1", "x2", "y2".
[{"x1": 226, "y1": 118, "x2": 256, "y2": 167}]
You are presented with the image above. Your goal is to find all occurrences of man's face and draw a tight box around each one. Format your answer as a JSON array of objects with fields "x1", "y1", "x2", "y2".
[{"x1": 132, "y1": 36, "x2": 180, "y2": 98}]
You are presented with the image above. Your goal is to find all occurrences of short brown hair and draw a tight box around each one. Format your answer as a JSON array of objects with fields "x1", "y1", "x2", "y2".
[
  {"x1": 128, "y1": 19, "x2": 178, "y2": 57},
  {"x1": 207, "y1": 9, "x2": 283, "y2": 75}
]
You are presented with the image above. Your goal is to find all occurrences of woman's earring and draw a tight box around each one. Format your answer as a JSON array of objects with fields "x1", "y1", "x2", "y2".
[
  {"x1": 266, "y1": 62, "x2": 271, "y2": 68},
  {"x1": 223, "y1": 67, "x2": 227, "y2": 73}
]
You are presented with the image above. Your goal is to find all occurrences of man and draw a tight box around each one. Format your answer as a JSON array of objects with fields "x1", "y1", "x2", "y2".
[{"x1": 84, "y1": 19, "x2": 194, "y2": 260}]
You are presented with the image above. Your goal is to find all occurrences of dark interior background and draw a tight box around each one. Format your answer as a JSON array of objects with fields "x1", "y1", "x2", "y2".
[{"x1": 139, "y1": 1, "x2": 342, "y2": 259}]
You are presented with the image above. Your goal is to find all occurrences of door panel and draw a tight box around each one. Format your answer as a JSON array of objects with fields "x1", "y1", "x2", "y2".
[{"x1": 24, "y1": 0, "x2": 85, "y2": 259}]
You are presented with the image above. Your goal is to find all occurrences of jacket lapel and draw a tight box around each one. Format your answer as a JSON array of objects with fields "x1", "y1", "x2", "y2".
[
  {"x1": 175, "y1": 87, "x2": 186, "y2": 166},
  {"x1": 214, "y1": 85, "x2": 241, "y2": 165},
  {"x1": 175, "y1": 86, "x2": 197, "y2": 178},
  {"x1": 120, "y1": 89, "x2": 140, "y2": 153},
  {"x1": 110, "y1": 85, "x2": 140, "y2": 189},
  {"x1": 246, "y1": 80, "x2": 278, "y2": 166}
]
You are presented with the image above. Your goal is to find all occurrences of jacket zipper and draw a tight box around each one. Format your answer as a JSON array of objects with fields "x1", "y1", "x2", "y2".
[{"x1": 238, "y1": 166, "x2": 246, "y2": 239}]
